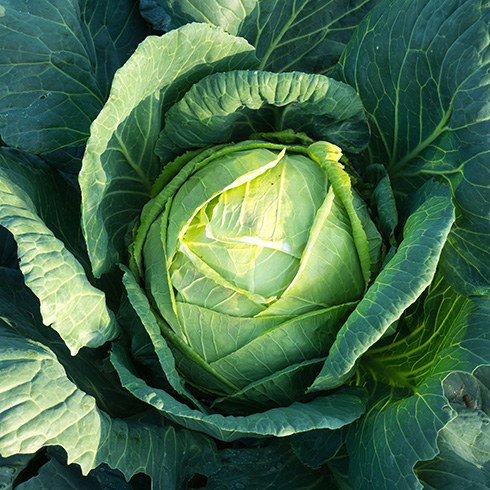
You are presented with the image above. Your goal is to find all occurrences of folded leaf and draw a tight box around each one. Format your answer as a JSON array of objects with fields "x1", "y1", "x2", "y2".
[
  {"x1": 0, "y1": 148, "x2": 118, "y2": 354},
  {"x1": 310, "y1": 181, "x2": 455, "y2": 391},
  {"x1": 80, "y1": 23, "x2": 259, "y2": 277}
]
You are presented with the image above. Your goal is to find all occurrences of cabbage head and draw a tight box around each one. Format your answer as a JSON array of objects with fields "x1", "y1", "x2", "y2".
[{"x1": 130, "y1": 139, "x2": 382, "y2": 412}]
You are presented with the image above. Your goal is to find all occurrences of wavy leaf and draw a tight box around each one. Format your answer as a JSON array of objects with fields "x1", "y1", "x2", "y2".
[
  {"x1": 80, "y1": 23, "x2": 258, "y2": 277},
  {"x1": 0, "y1": 324, "x2": 219, "y2": 489},
  {"x1": 0, "y1": 148, "x2": 118, "y2": 354},
  {"x1": 156, "y1": 70, "x2": 369, "y2": 162}
]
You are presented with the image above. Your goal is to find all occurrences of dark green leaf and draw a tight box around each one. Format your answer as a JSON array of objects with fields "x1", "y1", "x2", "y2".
[
  {"x1": 0, "y1": 0, "x2": 149, "y2": 153},
  {"x1": 334, "y1": 0, "x2": 490, "y2": 296},
  {"x1": 291, "y1": 427, "x2": 346, "y2": 470},
  {"x1": 346, "y1": 280, "x2": 490, "y2": 489},
  {"x1": 0, "y1": 225, "x2": 18, "y2": 269},
  {"x1": 16, "y1": 450, "x2": 104, "y2": 490},
  {"x1": 416, "y1": 378, "x2": 490, "y2": 490},
  {"x1": 203, "y1": 439, "x2": 335, "y2": 490},
  {"x1": 152, "y1": 0, "x2": 377, "y2": 73},
  {"x1": 0, "y1": 453, "x2": 35, "y2": 490}
]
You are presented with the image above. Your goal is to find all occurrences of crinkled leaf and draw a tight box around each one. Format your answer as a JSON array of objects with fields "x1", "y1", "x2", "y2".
[
  {"x1": 0, "y1": 324, "x2": 219, "y2": 489},
  {"x1": 310, "y1": 181, "x2": 455, "y2": 392},
  {"x1": 334, "y1": 0, "x2": 490, "y2": 296},
  {"x1": 156, "y1": 70, "x2": 369, "y2": 163},
  {"x1": 150, "y1": 0, "x2": 377, "y2": 73},
  {"x1": 0, "y1": 266, "x2": 143, "y2": 419},
  {"x1": 0, "y1": 0, "x2": 149, "y2": 153},
  {"x1": 111, "y1": 341, "x2": 367, "y2": 442},
  {"x1": 345, "y1": 278, "x2": 490, "y2": 489},
  {"x1": 0, "y1": 148, "x2": 118, "y2": 355},
  {"x1": 346, "y1": 384, "x2": 449, "y2": 490},
  {"x1": 80, "y1": 23, "x2": 258, "y2": 277}
]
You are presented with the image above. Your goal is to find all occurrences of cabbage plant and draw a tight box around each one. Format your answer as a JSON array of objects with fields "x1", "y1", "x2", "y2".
[{"x1": 0, "y1": 0, "x2": 489, "y2": 489}]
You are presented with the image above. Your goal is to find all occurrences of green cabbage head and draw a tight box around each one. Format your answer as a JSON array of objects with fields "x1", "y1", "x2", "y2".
[{"x1": 130, "y1": 138, "x2": 382, "y2": 414}]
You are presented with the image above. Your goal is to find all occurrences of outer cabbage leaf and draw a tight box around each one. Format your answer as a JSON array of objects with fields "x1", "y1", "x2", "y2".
[
  {"x1": 344, "y1": 277, "x2": 490, "y2": 490},
  {"x1": 0, "y1": 264, "x2": 145, "y2": 423},
  {"x1": 290, "y1": 427, "x2": 346, "y2": 470},
  {"x1": 79, "y1": 23, "x2": 259, "y2": 277},
  {"x1": 0, "y1": 0, "x2": 149, "y2": 153},
  {"x1": 143, "y1": 0, "x2": 378, "y2": 73},
  {"x1": 0, "y1": 274, "x2": 219, "y2": 489},
  {"x1": 15, "y1": 450, "x2": 106, "y2": 490},
  {"x1": 0, "y1": 454, "x2": 33, "y2": 490},
  {"x1": 0, "y1": 225, "x2": 17, "y2": 269},
  {"x1": 155, "y1": 70, "x2": 369, "y2": 163},
  {"x1": 334, "y1": 0, "x2": 490, "y2": 296},
  {"x1": 416, "y1": 374, "x2": 490, "y2": 489},
  {"x1": 202, "y1": 439, "x2": 334, "y2": 490},
  {"x1": 310, "y1": 181, "x2": 455, "y2": 392},
  {"x1": 0, "y1": 148, "x2": 118, "y2": 355}
]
